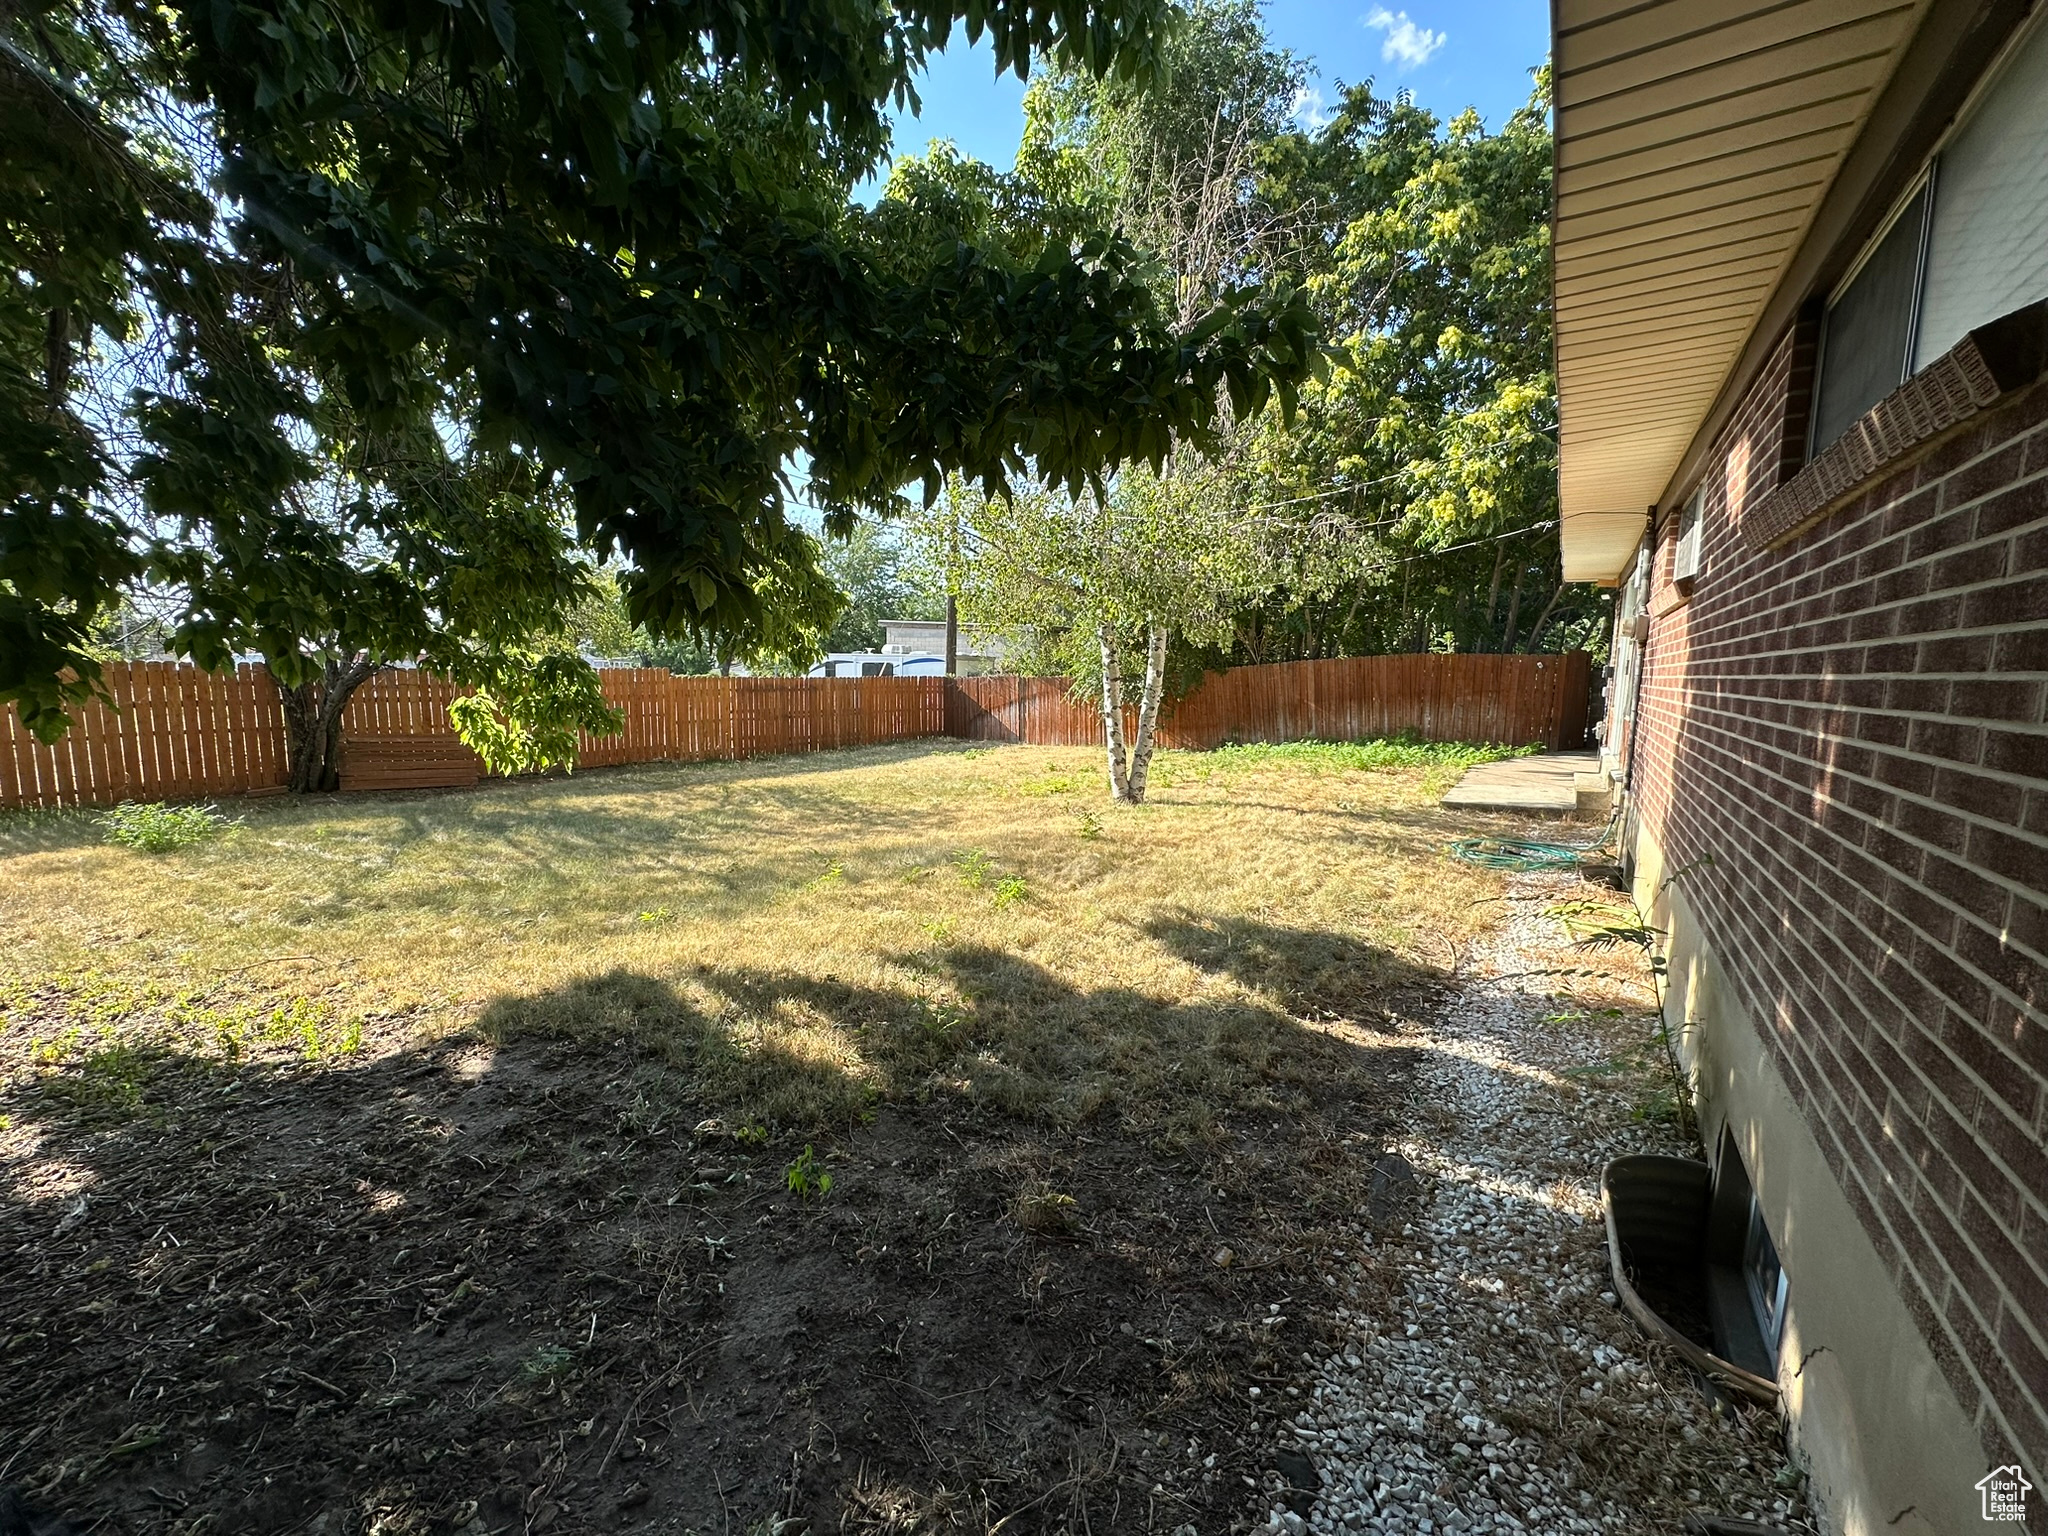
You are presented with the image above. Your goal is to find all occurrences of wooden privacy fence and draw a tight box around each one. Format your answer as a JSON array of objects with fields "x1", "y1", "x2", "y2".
[
  {"x1": 0, "y1": 662, "x2": 292, "y2": 809},
  {"x1": 0, "y1": 666, "x2": 949, "y2": 809},
  {"x1": 0, "y1": 652, "x2": 1585, "y2": 809},
  {"x1": 949, "y1": 653, "x2": 1590, "y2": 753}
]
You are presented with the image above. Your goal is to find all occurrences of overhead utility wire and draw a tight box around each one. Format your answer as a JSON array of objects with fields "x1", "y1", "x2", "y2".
[{"x1": 1386, "y1": 519, "x2": 1559, "y2": 565}]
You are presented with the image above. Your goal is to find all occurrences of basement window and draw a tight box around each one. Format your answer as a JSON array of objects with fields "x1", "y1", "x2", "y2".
[
  {"x1": 1808, "y1": 13, "x2": 2048, "y2": 455},
  {"x1": 1745, "y1": 1199, "x2": 1789, "y2": 1354},
  {"x1": 1703, "y1": 1131, "x2": 1784, "y2": 1378}
]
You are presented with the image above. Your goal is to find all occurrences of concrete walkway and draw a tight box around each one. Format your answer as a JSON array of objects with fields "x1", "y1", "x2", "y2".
[{"x1": 1440, "y1": 751, "x2": 1607, "y2": 819}]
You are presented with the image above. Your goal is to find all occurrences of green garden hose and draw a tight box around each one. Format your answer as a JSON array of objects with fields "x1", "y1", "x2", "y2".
[{"x1": 1449, "y1": 810, "x2": 1622, "y2": 871}]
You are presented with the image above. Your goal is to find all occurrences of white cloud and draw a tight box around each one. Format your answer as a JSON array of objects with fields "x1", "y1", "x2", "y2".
[
  {"x1": 1291, "y1": 85, "x2": 1334, "y2": 132},
  {"x1": 1364, "y1": 7, "x2": 1447, "y2": 68}
]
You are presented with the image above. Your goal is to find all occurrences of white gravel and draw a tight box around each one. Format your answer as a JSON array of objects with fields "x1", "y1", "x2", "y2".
[{"x1": 1248, "y1": 871, "x2": 1815, "y2": 1536}]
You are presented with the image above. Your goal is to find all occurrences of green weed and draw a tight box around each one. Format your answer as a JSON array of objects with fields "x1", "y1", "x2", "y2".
[
  {"x1": 991, "y1": 874, "x2": 1028, "y2": 909},
  {"x1": 1009, "y1": 1183, "x2": 1078, "y2": 1235},
  {"x1": 917, "y1": 998, "x2": 965, "y2": 1041},
  {"x1": 785, "y1": 1144, "x2": 833, "y2": 1200},
  {"x1": 954, "y1": 849, "x2": 994, "y2": 889},
  {"x1": 37, "y1": 1042, "x2": 158, "y2": 1121},
  {"x1": 636, "y1": 906, "x2": 674, "y2": 925},
  {"x1": 262, "y1": 997, "x2": 363, "y2": 1062},
  {"x1": 98, "y1": 801, "x2": 234, "y2": 852},
  {"x1": 520, "y1": 1343, "x2": 575, "y2": 1379},
  {"x1": 1016, "y1": 770, "x2": 1085, "y2": 797},
  {"x1": 1075, "y1": 810, "x2": 1103, "y2": 841}
]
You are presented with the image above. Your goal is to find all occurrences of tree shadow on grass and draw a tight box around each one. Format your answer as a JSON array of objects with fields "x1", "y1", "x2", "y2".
[
  {"x1": 1141, "y1": 910, "x2": 1442, "y2": 1020},
  {"x1": 0, "y1": 928, "x2": 1430, "y2": 1535},
  {"x1": 476, "y1": 922, "x2": 1435, "y2": 1146}
]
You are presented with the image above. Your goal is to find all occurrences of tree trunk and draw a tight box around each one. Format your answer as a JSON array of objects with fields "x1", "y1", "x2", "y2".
[
  {"x1": 1124, "y1": 623, "x2": 1169, "y2": 804},
  {"x1": 1520, "y1": 582, "x2": 1566, "y2": 653},
  {"x1": 1483, "y1": 542, "x2": 1506, "y2": 633},
  {"x1": 1499, "y1": 573, "x2": 1525, "y2": 654},
  {"x1": 44, "y1": 305, "x2": 72, "y2": 405},
  {"x1": 275, "y1": 654, "x2": 382, "y2": 793},
  {"x1": 1339, "y1": 576, "x2": 1367, "y2": 655},
  {"x1": 1097, "y1": 624, "x2": 1132, "y2": 802},
  {"x1": 944, "y1": 595, "x2": 959, "y2": 676}
]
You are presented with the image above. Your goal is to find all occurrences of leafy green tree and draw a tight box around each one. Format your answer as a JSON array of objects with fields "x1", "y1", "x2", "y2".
[
  {"x1": 2, "y1": 0, "x2": 1317, "y2": 744},
  {"x1": 141, "y1": 402, "x2": 621, "y2": 789},
  {"x1": 1018, "y1": 0, "x2": 1305, "y2": 261},
  {"x1": 1241, "y1": 71, "x2": 1611, "y2": 658},
  {"x1": 818, "y1": 523, "x2": 944, "y2": 656},
  {"x1": 919, "y1": 462, "x2": 1321, "y2": 800}
]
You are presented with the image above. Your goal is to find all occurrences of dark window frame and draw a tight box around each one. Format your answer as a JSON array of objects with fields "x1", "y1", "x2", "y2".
[
  {"x1": 1803, "y1": 11, "x2": 2048, "y2": 465},
  {"x1": 1807, "y1": 168, "x2": 1936, "y2": 460}
]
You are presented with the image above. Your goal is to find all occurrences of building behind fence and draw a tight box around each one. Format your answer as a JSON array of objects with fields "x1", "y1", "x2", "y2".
[{"x1": 0, "y1": 652, "x2": 1589, "y2": 810}]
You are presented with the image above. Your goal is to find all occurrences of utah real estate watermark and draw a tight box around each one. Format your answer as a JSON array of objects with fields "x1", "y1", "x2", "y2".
[{"x1": 1978, "y1": 1465, "x2": 2032, "y2": 1523}]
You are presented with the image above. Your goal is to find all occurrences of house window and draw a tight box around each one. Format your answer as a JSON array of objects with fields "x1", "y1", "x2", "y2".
[
  {"x1": 1744, "y1": 1197, "x2": 1789, "y2": 1354},
  {"x1": 1810, "y1": 180, "x2": 1930, "y2": 454},
  {"x1": 1809, "y1": 15, "x2": 2048, "y2": 454},
  {"x1": 1913, "y1": 12, "x2": 2048, "y2": 368},
  {"x1": 1673, "y1": 486, "x2": 1704, "y2": 584}
]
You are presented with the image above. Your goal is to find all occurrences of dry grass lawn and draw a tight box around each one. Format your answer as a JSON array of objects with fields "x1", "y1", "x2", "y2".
[
  {"x1": 1, "y1": 740, "x2": 1507, "y2": 1141},
  {"x1": 0, "y1": 739, "x2": 1526, "y2": 1535}
]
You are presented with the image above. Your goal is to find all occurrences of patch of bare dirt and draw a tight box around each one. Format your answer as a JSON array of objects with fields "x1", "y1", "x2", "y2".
[{"x1": 0, "y1": 1012, "x2": 1423, "y2": 1534}]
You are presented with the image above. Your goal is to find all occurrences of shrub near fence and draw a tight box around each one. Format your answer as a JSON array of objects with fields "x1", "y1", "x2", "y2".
[{"x1": 0, "y1": 653, "x2": 1587, "y2": 810}]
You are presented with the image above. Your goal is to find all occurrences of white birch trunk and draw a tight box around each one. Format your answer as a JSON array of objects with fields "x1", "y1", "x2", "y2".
[
  {"x1": 1124, "y1": 623, "x2": 1169, "y2": 804},
  {"x1": 1097, "y1": 623, "x2": 1132, "y2": 801}
]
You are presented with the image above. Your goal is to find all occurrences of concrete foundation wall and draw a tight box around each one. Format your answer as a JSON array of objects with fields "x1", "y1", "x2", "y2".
[{"x1": 1632, "y1": 820, "x2": 2002, "y2": 1533}]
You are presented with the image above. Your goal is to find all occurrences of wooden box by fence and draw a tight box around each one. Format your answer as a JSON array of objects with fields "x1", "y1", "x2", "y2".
[{"x1": 0, "y1": 653, "x2": 1587, "y2": 810}]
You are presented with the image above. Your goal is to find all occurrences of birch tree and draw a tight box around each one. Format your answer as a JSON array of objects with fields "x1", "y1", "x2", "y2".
[
  {"x1": 914, "y1": 463, "x2": 1329, "y2": 801},
  {"x1": 912, "y1": 0, "x2": 1327, "y2": 802}
]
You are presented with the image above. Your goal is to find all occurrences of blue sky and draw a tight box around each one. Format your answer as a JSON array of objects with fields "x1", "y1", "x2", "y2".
[{"x1": 882, "y1": 0, "x2": 1551, "y2": 175}]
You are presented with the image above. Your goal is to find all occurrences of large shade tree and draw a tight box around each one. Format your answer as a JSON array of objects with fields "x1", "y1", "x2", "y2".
[
  {"x1": 0, "y1": 0, "x2": 1318, "y2": 755},
  {"x1": 1237, "y1": 71, "x2": 1610, "y2": 660}
]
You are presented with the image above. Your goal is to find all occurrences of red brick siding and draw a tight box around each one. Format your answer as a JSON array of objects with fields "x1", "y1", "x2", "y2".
[{"x1": 1631, "y1": 325, "x2": 2048, "y2": 1468}]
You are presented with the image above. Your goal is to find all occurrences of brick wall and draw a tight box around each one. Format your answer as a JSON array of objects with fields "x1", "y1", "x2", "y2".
[{"x1": 1629, "y1": 326, "x2": 2048, "y2": 1468}]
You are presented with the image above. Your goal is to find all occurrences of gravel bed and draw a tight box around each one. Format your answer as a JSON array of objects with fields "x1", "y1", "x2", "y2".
[{"x1": 1249, "y1": 871, "x2": 1818, "y2": 1536}]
